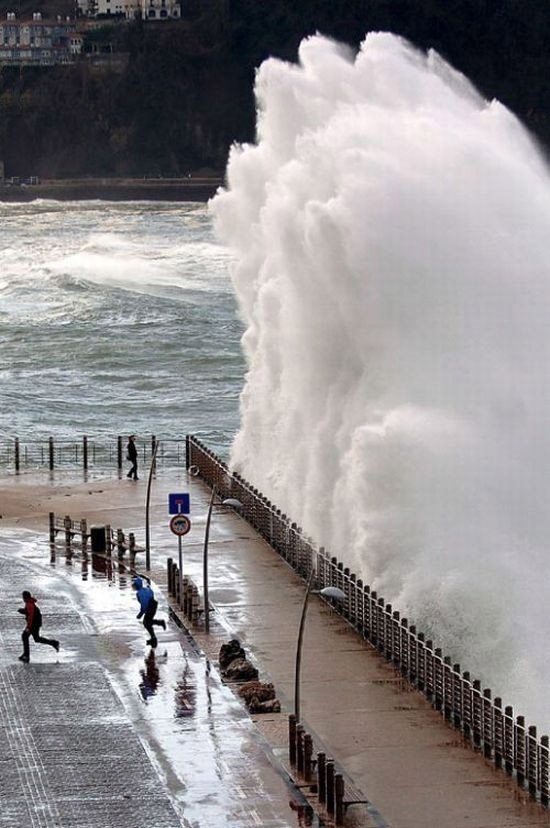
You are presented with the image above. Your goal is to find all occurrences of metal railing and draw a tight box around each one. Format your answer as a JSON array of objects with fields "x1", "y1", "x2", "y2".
[
  {"x1": 0, "y1": 436, "x2": 187, "y2": 471},
  {"x1": 186, "y1": 434, "x2": 550, "y2": 809}
]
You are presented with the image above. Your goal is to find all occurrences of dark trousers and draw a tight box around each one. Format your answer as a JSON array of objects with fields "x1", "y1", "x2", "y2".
[
  {"x1": 143, "y1": 601, "x2": 162, "y2": 645},
  {"x1": 127, "y1": 459, "x2": 138, "y2": 480},
  {"x1": 22, "y1": 628, "x2": 57, "y2": 658}
]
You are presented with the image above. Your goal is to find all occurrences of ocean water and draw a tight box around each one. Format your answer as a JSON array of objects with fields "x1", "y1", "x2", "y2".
[{"x1": 0, "y1": 200, "x2": 244, "y2": 455}]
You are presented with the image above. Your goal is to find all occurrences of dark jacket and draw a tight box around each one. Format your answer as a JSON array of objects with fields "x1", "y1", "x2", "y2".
[
  {"x1": 127, "y1": 439, "x2": 137, "y2": 461},
  {"x1": 19, "y1": 596, "x2": 42, "y2": 631}
]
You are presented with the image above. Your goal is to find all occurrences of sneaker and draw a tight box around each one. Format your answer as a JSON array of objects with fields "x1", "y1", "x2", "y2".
[
  {"x1": 53, "y1": 641, "x2": 60, "y2": 652},
  {"x1": 18, "y1": 654, "x2": 29, "y2": 663}
]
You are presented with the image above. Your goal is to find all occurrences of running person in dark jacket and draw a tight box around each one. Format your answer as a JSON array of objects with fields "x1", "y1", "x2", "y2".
[
  {"x1": 126, "y1": 434, "x2": 138, "y2": 480},
  {"x1": 18, "y1": 591, "x2": 59, "y2": 663},
  {"x1": 133, "y1": 577, "x2": 166, "y2": 647}
]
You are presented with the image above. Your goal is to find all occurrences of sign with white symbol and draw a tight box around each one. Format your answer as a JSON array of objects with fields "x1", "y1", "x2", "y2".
[
  {"x1": 170, "y1": 514, "x2": 191, "y2": 536},
  {"x1": 168, "y1": 493, "x2": 190, "y2": 515}
]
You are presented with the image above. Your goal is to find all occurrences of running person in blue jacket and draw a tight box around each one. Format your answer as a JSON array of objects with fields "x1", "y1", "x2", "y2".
[{"x1": 133, "y1": 577, "x2": 166, "y2": 647}]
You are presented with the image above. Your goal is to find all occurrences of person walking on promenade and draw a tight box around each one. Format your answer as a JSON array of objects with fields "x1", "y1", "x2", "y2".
[
  {"x1": 18, "y1": 591, "x2": 59, "y2": 663},
  {"x1": 126, "y1": 434, "x2": 138, "y2": 480},
  {"x1": 133, "y1": 577, "x2": 166, "y2": 647}
]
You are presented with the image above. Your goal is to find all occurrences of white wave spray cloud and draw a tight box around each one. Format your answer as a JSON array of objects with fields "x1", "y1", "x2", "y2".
[{"x1": 211, "y1": 32, "x2": 550, "y2": 725}]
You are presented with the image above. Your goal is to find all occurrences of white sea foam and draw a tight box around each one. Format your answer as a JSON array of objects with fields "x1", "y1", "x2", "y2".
[{"x1": 212, "y1": 32, "x2": 550, "y2": 724}]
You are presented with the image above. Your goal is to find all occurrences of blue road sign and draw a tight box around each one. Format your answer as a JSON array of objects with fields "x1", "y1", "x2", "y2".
[{"x1": 168, "y1": 493, "x2": 190, "y2": 515}]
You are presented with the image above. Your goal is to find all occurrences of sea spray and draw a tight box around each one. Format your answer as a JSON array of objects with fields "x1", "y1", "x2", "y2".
[{"x1": 212, "y1": 32, "x2": 550, "y2": 724}]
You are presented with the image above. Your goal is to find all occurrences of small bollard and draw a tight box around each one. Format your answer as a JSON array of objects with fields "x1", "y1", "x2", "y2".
[
  {"x1": 191, "y1": 583, "x2": 200, "y2": 623},
  {"x1": 317, "y1": 752, "x2": 326, "y2": 804},
  {"x1": 128, "y1": 532, "x2": 136, "y2": 558},
  {"x1": 49, "y1": 512, "x2": 55, "y2": 544},
  {"x1": 167, "y1": 557, "x2": 173, "y2": 595},
  {"x1": 335, "y1": 773, "x2": 345, "y2": 825},
  {"x1": 116, "y1": 529, "x2": 125, "y2": 557},
  {"x1": 296, "y1": 725, "x2": 305, "y2": 775},
  {"x1": 326, "y1": 759, "x2": 335, "y2": 815},
  {"x1": 289, "y1": 715, "x2": 297, "y2": 766},
  {"x1": 304, "y1": 734, "x2": 313, "y2": 783}
]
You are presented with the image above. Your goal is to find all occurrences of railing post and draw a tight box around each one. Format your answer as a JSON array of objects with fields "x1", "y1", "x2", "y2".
[
  {"x1": 49, "y1": 512, "x2": 55, "y2": 544},
  {"x1": 527, "y1": 725, "x2": 538, "y2": 799},
  {"x1": 304, "y1": 733, "x2": 313, "y2": 783},
  {"x1": 83, "y1": 435, "x2": 88, "y2": 470},
  {"x1": 49, "y1": 436, "x2": 54, "y2": 470},
  {"x1": 117, "y1": 435, "x2": 122, "y2": 470},
  {"x1": 105, "y1": 524, "x2": 112, "y2": 556},
  {"x1": 116, "y1": 529, "x2": 125, "y2": 557},
  {"x1": 540, "y1": 735, "x2": 549, "y2": 808},
  {"x1": 128, "y1": 532, "x2": 136, "y2": 559},
  {"x1": 516, "y1": 715, "x2": 526, "y2": 788},
  {"x1": 14, "y1": 437, "x2": 20, "y2": 473},
  {"x1": 504, "y1": 705, "x2": 514, "y2": 775},
  {"x1": 167, "y1": 557, "x2": 173, "y2": 595}
]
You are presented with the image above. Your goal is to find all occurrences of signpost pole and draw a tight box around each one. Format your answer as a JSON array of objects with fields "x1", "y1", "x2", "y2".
[{"x1": 177, "y1": 502, "x2": 183, "y2": 604}]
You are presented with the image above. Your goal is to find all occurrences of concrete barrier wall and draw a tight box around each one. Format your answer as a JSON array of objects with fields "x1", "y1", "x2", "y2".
[{"x1": 186, "y1": 433, "x2": 550, "y2": 809}]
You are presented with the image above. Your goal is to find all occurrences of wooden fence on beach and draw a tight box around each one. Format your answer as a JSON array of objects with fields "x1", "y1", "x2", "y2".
[{"x1": 185, "y1": 434, "x2": 550, "y2": 810}]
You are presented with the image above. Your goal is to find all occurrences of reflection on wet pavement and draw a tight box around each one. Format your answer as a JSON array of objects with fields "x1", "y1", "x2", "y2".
[{"x1": 0, "y1": 533, "x2": 320, "y2": 827}]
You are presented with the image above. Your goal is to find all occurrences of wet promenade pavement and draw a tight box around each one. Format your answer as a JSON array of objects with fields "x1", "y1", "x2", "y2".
[{"x1": 2, "y1": 469, "x2": 550, "y2": 827}]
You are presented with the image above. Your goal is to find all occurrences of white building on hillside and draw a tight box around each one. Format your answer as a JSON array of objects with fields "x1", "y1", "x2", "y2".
[
  {"x1": 78, "y1": 0, "x2": 180, "y2": 20},
  {"x1": 0, "y1": 12, "x2": 81, "y2": 65}
]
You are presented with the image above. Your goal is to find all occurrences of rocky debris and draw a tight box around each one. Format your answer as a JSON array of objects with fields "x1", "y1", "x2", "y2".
[
  {"x1": 219, "y1": 638, "x2": 246, "y2": 670},
  {"x1": 238, "y1": 680, "x2": 275, "y2": 705},
  {"x1": 223, "y1": 657, "x2": 259, "y2": 682},
  {"x1": 219, "y1": 641, "x2": 281, "y2": 712},
  {"x1": 237, "y1": 681, "x2": 281, "y2": 714}
]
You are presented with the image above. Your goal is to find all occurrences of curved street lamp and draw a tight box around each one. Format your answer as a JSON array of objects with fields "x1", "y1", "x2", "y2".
[
  {"x1": 294, "y1": 568, "x2": 346, "y2": 723},
  {"x1": 203, "y1": 489, "x2": 243, "y2": 633}
]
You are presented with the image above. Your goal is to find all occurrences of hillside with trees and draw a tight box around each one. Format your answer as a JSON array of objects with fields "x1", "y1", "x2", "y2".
[{"x1": 1, "y1": 0, "x2": 550, "y2": 177}]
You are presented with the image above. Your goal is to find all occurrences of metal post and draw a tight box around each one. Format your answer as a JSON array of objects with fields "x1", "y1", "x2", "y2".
[
  {"x1": 317, "y1": 752, "x2": 326, "y2": 804},
  {"x1": 335, "y1": 773, "x2": 345, "y2": 826},
  {"x1": 49, "y1": 436, "x2": 54, "y2": 471},
  {"x1": 288, "y1": 714, "x2": 297, "y2": 765},
  {"x1": 14, "y1": 437, "x2": 20, "y2": 473},
  {"x1": 178, "y1": 502, "x2": 183, "y2": 610},
  {"x1": 294, "y1": 565, "x2": 316, "y2": 722},
  {"x1": 145, "y1": 438, "x2": 159, "y2": 570},
  {"x1": 326, "y1": 760, "x2": 335, "y2": 815},
  {"x1": 203, "y1": 487, "x2": 216, "y2": 634},
  {"x1": 49, "y1": 512, "x2": 55, "y2": 544},
  {"x1": 83, "y1": 435, "x2": 88, "y2": 471},
  {"x1": 117, "y1": 435, "x2": 123, "y2": 470}
]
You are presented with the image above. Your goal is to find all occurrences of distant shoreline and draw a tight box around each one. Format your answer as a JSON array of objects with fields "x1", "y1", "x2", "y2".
[{"x1": 0, "y1": 176, "x2": 224, "y2": 203}]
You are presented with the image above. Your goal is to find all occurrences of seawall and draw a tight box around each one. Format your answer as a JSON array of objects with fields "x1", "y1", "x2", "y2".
[{"x1": 0, "y1": 177, "x2": 223, "y2": 202}]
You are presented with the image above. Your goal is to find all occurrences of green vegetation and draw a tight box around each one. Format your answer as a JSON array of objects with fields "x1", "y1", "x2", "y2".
[{"x1": 1, "y1": 0, "x2": 550, "y2": 177}]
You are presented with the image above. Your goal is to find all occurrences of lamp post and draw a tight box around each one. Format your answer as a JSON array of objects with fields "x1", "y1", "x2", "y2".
[
  {"x1": 294, "y1": 570, "x2": 346, "y2": 723},
  {"x1": 203, "y1": 489, "x2": 242, "y2": 633},
  {"x1": 144, "y1": 438, "x2": 160, "y2": 570}
]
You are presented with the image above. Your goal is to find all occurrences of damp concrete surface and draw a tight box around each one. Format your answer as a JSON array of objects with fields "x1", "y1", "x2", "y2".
[{"x1": 0, "y1": 528, "x2": 316, "y2": 828}]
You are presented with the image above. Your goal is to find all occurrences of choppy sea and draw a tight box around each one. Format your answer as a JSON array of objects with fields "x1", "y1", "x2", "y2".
[{"x1": 0, "y1": 200, "x2": 244, "y2": 456}]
